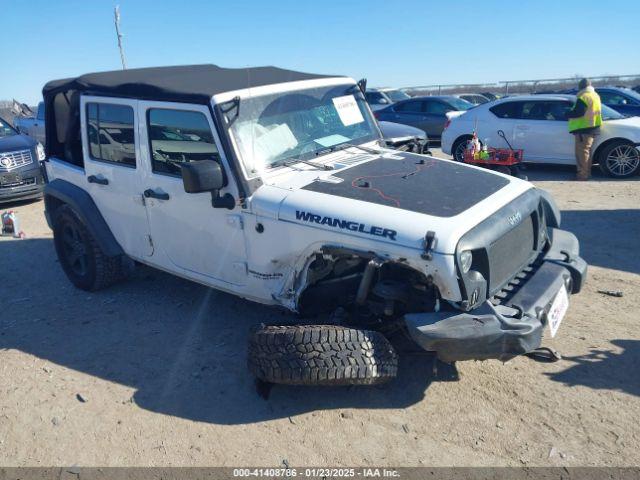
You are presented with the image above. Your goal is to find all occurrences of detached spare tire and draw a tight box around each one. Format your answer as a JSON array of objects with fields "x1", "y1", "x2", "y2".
[{"x1": 248, "y1": 325, "x2": 398, "y2": 386}]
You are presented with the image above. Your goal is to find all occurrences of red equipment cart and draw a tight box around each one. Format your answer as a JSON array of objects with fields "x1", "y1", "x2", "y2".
[
  {"x1": 461, "y1": 129, "x2": 527, "y2": 179},
  {"x1": 462, "y1": 147, "x2": 525, "y2": 176}
]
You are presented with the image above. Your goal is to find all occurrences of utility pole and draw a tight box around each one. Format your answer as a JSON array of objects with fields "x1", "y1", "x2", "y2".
[{"x1": 114, "y1": 5, "x2": 127, "y2": 70}]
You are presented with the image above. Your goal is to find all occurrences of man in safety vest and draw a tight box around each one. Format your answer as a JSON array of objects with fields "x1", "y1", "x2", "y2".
[{"x1": 566, "y1": 78, "x2": 602, "y2": 180}]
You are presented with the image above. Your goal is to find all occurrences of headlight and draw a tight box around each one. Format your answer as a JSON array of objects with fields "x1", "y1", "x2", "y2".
[
  {"x1": 460, "y1": 250, "x2": 473, "y2": 273},
  {"x1": 36, "y1": 143, "x2": 46, "y2": 161}
]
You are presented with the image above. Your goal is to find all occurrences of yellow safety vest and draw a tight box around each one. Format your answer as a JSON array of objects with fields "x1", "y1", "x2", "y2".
[{"x1": 568, "y1": 89, "x2": 602, "y2": 133}]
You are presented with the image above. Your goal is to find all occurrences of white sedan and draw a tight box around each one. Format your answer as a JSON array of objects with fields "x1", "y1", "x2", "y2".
[{"x1": 441, "y1": 94, "x2": 640, "y2": 178}]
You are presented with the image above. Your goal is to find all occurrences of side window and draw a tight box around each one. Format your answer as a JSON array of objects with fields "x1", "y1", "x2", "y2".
[
  {"x1": 423, "y1": 100, "x2": 451, "y2": 115},
  {"x1": 489, "y1": 102, "x2": 522, "y2": 119},
  {"x1": 546, "y1": 101, "x2": 573, "y2": 121},
  {"x1": 365, "y1": 92, "x2": 384, "y2": 104},
  {"x1": 519, "y1": 101, "x2": 568, "y2": 121},
  {"x1": 86, "y1": 102, "x2": 136, "y2": 167},
  {"x1": 147, "y1": 109, "x2": 219, "y2": 176},
  {"x1": 394, "y1": 100, "x2": 422, "y2": 113},
  {"x1": 599, "y1": 91, "x2": 631, "y2": 106}
]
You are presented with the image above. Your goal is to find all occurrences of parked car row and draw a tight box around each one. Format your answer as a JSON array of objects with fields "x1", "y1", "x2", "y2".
[
  {"x1": 441, "y1": 95, "x2": 640, "y2": 178},
  {"x1": 558, "y1": 86, "x2": 640, "y2": 118},
  {"x1": 363, "y1": 83, "x2": 640, "y2": 178},
  {"x1": 0, "y1": 116, "x2": 46, "y2": 202},
  {"x1": 373, "y1": 95, "x2": 474, "y2": 142}
]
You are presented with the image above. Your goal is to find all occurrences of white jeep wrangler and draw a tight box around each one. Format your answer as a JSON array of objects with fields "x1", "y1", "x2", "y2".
[{"x1": 41, "y1": 65, "x2": 587, "y2": 386}]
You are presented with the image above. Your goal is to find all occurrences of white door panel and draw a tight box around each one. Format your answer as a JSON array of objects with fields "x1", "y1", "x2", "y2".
[
  {"x1": 137, "y1": 101, "x2": 248, "y2": 286},
  {"x1": 514, "y1": 120, "x2": 574, "y2": 164},
  {"x1": 80, "y1": 96, "x2": 152, "y2": 259}
]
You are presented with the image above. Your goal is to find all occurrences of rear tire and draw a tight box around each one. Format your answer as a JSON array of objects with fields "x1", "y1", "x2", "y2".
[
  {"x1": 52, "y1": 204, "x2": 132, "y2": 291},
  {"x1": 248, "y1": 325, "x2": 398, "y2": 386},
  {"x1": 598, "y1": 140, "x2": 640, "y2": 178},
  {"x1": 452, "y1": 136, "x2": 473, "y2": 162}
]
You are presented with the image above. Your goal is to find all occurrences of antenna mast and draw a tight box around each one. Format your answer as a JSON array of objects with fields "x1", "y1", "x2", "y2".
[{"x1": 114, "y1": 5, "x2": 127, "y2": 70}]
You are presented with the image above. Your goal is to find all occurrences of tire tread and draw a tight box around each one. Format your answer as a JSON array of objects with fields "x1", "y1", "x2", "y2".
[{"x1": 248, "y1": 325, "x2": 398, "y2": 386}]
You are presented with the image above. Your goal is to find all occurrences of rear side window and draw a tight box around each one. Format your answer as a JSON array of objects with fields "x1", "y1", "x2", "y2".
[
  {"x1": 394, "y1": 100, "x2": 423, "y2": 113},
  {"x1": 599, "y1": 90, "x2": 636, "y2": 106},
  {"x1": 147, "y1": 109, "x2": 219, "y2": 176},
  {"x1": 489, "y1": 102, "x2": 522, "y2": 119},
  {"x1": 86, "y1": 103, "x2": 136, "y2": 167},
  {"x1": 423, "y1": 100, "x2": 451, "y2": 115}
]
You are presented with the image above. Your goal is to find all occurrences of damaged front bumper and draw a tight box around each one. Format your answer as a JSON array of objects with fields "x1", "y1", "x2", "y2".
[{"x1": 404, "y1": 228, "x2": 587, "y2": 363}]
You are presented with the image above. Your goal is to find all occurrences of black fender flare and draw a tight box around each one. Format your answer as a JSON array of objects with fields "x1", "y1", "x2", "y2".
[
  {"x1": 44, "y1": 179, "x2": 124, "y2": 257},
  {"x1": 538, "y1": 188, "x2": 561, "y2": 228}
]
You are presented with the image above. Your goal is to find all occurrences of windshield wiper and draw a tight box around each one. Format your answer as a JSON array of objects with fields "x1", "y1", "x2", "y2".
[
  {"x1": 269, "y1": 158, "x2": 334, "y2": 171},
  {"x1": 329, "y1": 142, "x2": 383, "y2": 155}
]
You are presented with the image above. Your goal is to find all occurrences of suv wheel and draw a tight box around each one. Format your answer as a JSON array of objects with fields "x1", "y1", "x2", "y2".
[
  {"x1": 53, "y1": 205, "x2": 132, "y2": 291},
  {"x1": 248, "y1": 325, "x2": 398, "y2": 386},
  {"x1": 452, "y1": 136, "x2": 473, "y2": 162},
  {"x1": 599, "y1": 140, "x2": 640, "y2": 178}
]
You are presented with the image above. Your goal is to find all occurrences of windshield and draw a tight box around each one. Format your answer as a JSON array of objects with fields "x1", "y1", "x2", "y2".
[
  {"x1": 0, "y1": 118, "x2": 18, "y2": 138},
  {"x1": 602, "y1": 104, "x2": 625, "y2": 121},
  {"x1": 447, "y1": 97, "x2": 474, "y2": 111},
  {"x1": 385, "y1": 89, "x2": 411, "y2": 102},
  {"x1": 226, "y1": 83, "x2": 380, "y2": 175}
]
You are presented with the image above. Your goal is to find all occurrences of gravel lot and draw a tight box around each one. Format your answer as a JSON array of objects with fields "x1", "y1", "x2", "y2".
[{"x1": 1, "y1": 152, "x2": 639, "y2": 467}]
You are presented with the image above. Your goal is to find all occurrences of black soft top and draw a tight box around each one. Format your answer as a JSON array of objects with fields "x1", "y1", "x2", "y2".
[
  {"x1": 42, "y1": 64, "x2": 344, "y2": 165},
  {"x1": 43, "y1": 64, "x2": 341, "y2": 104}
]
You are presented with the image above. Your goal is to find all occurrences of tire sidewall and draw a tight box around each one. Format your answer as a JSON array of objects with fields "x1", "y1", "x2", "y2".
[
  {"x1": 53, "y1": 206, "x2": 98, "y2": 290},
  {"x1": 452, "y1": 136, "x2": 473, "y2": 162}
]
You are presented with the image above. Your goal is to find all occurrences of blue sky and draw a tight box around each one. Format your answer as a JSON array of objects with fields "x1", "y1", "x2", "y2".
[{"x1": 3, "y1": 0, "x2": 639, "y2": 104}]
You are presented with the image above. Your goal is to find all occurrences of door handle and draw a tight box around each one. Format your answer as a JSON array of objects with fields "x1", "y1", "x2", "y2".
[
  {"x1": 87, "y1": 175, "x2": 109, "y2": 185},
  {"x1": 144, "y1": 189, "x2": 170, "y2": 201}
]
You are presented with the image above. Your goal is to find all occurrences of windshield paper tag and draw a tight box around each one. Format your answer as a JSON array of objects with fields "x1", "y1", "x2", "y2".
[
  {"x1": 315, "y1": 134, "x2": 350, "y2": 148},
  {"x1": 332, "y1": 95, "x2": 364, "y2": 126}
]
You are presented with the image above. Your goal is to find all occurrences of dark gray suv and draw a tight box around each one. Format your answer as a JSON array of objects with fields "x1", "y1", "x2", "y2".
[{"x1": 0, "y1": 116, "x2": 45, "y2": 203}]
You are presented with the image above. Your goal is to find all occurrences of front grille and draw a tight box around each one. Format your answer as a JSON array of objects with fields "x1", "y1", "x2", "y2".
[
  {"x1": 0, "y1": 150, "x2": 34, "y2": 172},
  {"x1": 491, "y1": 256, "x2": 544, "y2": 306},
  {"x1": 0, "y1": 177, "x2": 36, "y2": 189},
  {"x1": 487, "y1": 214, "x2": 535, "y2": 292}
]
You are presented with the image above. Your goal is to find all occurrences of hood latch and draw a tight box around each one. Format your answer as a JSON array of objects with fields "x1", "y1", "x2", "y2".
[{"x1": 421, "y1": 231, "x2": 436, "y2": 260}]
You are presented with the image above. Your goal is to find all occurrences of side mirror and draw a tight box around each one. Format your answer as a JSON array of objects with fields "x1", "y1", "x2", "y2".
[
  {"x1": 379, "y1": 98, "x2": 390, "y2": 104},
  {"x1": 181, "y1": 160, "x2": 225, "y2": 193},
  {"x1": 180, "y1": 160, "x2": 235, "y2": 209}
]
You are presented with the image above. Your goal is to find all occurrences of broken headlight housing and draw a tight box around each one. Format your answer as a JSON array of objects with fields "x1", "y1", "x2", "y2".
[{"x1": 459, "y1": 250, "x2": 473, "y2": 273}]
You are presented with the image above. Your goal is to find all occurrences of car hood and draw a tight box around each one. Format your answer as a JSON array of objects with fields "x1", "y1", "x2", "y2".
[
  {"x1": 603, "y1": 116, "x2": 640, "y2": 140},
  {"x1": 0, "y1": 133, "x2": 37, "y2": 152},
  {"x1": 606, "y1": 116, "x2": 640, "y2": 127},
  {"x1": 379, "y1": 121, "x2": 426, "y2": 140},
  {"x1": 251, "y1": 151, "x2": 533, "y2": 254}
]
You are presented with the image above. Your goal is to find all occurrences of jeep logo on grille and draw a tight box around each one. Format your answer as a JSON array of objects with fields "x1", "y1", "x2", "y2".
[{"x1": 507, "y1": 211, "x2": 522, "y2": 226}]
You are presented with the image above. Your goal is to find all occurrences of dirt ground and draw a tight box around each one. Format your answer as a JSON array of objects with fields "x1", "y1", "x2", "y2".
[{"x1": 1, "y1": 153, "x2": 639, "y2": 467}]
